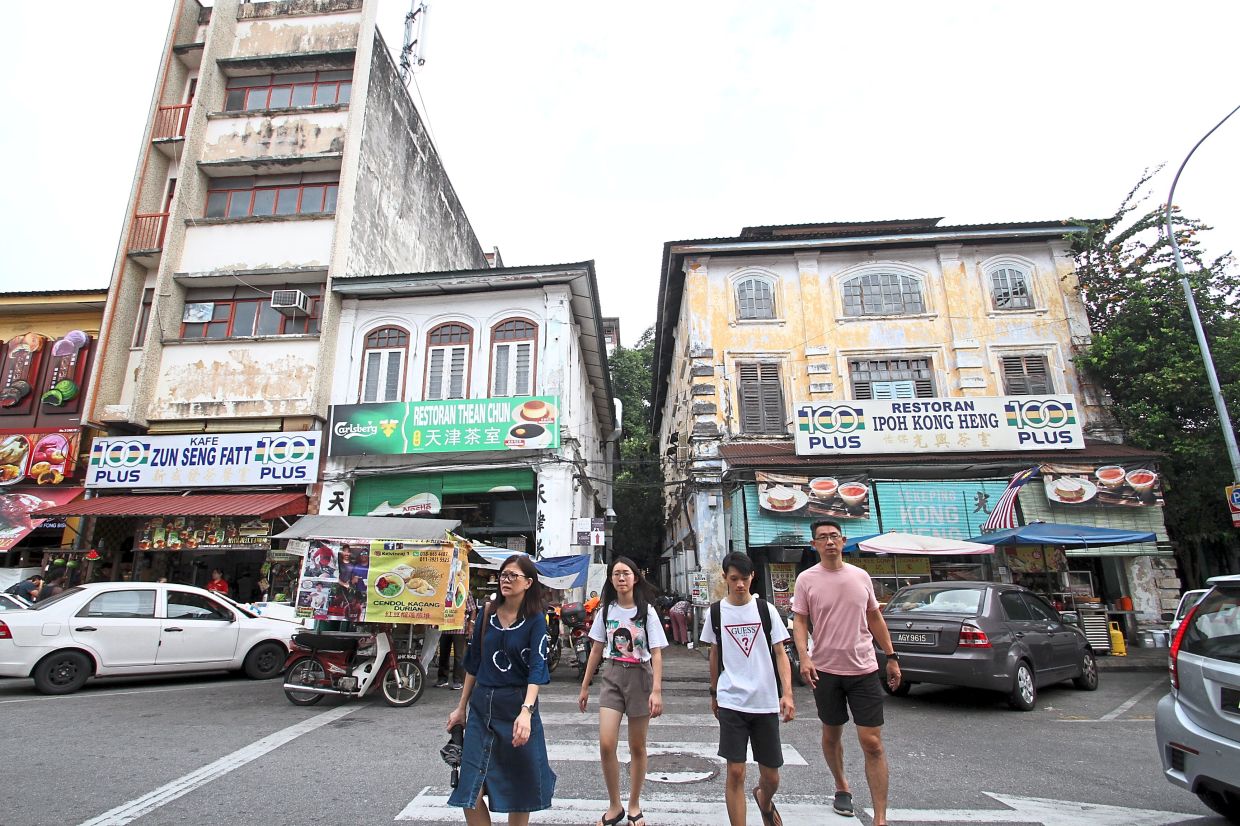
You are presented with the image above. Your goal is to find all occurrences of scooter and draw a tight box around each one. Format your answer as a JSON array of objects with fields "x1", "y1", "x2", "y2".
[
  {"x1": 560, "y1": 602, "x2": 593, "y2": 678},
  {"x1": 282, "y1": 627, "x2": 426, "y2": 707},
  {"x1": 545, "y1": 605, "x2": 562, "y2": 673}
]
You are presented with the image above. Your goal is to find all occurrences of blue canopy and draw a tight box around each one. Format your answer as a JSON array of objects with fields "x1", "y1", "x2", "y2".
[
  {"x1": 968, "y1": 522, "x2": 1156, "y2": 548},
  {"x1": 842, "y1": 533, "x2": 880, "y2": 553}
]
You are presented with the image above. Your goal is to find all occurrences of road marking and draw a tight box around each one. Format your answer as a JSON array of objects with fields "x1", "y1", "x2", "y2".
[
  {"x1": 880, "y1": 791, "x2": 1188, "y2": 825},
  {"x1": 396, "y1": 788, "x2": 832, "y2": 824},
  {"x1": 0, "y1": 679, "x2": 253, "y2": 705},
  {"x1": 76, "y1": 705, "x2": 356, "y2": 826},
  {"x1": 540, "y1": 712, "x2": 718, "y2": 727},
  {"x1": 1098, "y1": 677, "x2": 1165, "y2": 721},
  {"x1": 547, "y1": 739, "x2": 807, "y2": 766}
]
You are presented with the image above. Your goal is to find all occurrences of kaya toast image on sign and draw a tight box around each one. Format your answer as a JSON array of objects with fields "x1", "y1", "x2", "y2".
[
  {"x1": 756, "y1": 470, "x2": 871, "y2": 519},
  {"x1": 1041, "y1": 461, "x2": 1163, "y2": 507}
]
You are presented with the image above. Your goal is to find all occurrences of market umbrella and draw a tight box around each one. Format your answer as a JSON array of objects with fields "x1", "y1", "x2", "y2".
[
  {"x1": 967, "y1": 522, "x2": 1156, "y2": 548},
  {"x1": 856, "y1": 531, "x2": 994, "y2": 556}
]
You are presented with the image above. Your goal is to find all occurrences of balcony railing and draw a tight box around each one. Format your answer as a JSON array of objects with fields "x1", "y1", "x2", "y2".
[
  {"x1": 128, "y1": 213, "x2": 169, "y2": 253},
  {"x1": 153, "y1": 104, "x2": 191, "y2": 140}
]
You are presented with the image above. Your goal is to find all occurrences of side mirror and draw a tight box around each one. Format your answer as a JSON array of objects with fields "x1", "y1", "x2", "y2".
[{"x1": 1059, "y1": 611, "x2": 1079, "y2": 625}]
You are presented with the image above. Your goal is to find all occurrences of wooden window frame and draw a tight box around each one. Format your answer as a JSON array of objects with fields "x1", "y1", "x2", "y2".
[
  {"x1": 133, "y1": 288, "x2": 155, "y2": 348},
  {"x1": 359, "y1": 326, "x2": 410, "y2": 404},
  {"x1": 849, "y1": 357, "x2": 936, "y2": 399},
  {"x1": 223, "y1": 70, "x2": 353, "y2": 112},
  {"x1": 424, "y1": 323, "x2": 473, "y2": 400},
  {"x1": 735, "y1": 276, "x2": 776, "y2": 321},
  {"x1": 841, "y1": 272, "x2": 926, "y2": 317},
  {"x1": 1000, "y1": 354, "x2": 1052, "y2": 395},
  {"x1": 989, "y1": 266, "x2": 1035, "y2": 310},
  {"x1": 205, "y1": 174, "x2": 339, "y2": 219},
  {"x1": 736, "y1": 361, "x2": 786, "y2": 435},
  {"x1": 178, "y1": 286, "x2": 322, "y2": 340},
  {"x1": 489, "y1": 318, "x2": 538, "y2": 397}
]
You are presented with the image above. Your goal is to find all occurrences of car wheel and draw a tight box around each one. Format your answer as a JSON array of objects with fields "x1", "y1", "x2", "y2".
[
  {"x1": 1072, "y1": 650, "x2": 1099, "y2": 691},
  {"x1": 243, "y1": 641, "x2": 286, "y2": 680},
  {"x1": 1195, "y1": 788, "x2": 1240, "y2": 823},
  {"x1": 33, "y1": 650, "x2": 92, "y2": 695},
  {"x1": 1007, "y1": 661, "x2": 1036, "y2": 711}
]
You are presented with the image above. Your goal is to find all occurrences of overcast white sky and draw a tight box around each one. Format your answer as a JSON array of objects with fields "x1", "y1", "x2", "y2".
[{"x1": 1, "y1": 1, "x2": 1237, "y2": 346}]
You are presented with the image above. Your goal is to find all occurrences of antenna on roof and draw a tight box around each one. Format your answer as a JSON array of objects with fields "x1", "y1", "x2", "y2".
[{"x1": 398, "y1": 1, "x2": 430, "y2": 84}]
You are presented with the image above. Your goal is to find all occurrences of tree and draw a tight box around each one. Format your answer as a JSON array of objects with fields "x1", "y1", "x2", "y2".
[
  {"x1": 1068, "y1": 172, "x2": 1240, "y2": 583},
  {"x1": 607, "y1": 326, "x2": 665, "y2": 571}
]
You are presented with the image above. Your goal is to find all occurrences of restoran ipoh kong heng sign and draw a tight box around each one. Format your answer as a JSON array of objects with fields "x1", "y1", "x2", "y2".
[
  {"x1": 794, "y1": 395, "x2": 1083, "y2": 455},
  {"x1": 86, "y1": 431, "x2": 321, "y2": 488}
]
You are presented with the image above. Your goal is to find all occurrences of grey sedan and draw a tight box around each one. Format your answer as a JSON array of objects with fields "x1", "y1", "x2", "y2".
[{"x1": 881, "y1": 581, "x2": 1098, "y2": 710}]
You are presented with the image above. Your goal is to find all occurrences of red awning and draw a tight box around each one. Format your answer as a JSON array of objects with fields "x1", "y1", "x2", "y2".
[
  {"x1": 39, "y1": 492, "x2": 307, "y2": 520},
  {"x1": 0, "y1": 487, "x2": 85, "y2": 551}
]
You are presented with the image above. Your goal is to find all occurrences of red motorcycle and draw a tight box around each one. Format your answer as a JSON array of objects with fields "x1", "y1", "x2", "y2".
[
  {"x1": 282, "y1": 628, "x2": 425, "y2": 707},
  {"x1": 560, "y1": 601, "x2": 597, "y2": 679}
]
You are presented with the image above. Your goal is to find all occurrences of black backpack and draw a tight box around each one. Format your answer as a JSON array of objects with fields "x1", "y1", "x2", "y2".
[{"x1": 709, "y1": 596, "x2": 782, "y2": 697}]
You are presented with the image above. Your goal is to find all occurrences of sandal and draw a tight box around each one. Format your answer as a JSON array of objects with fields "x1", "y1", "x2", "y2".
[
  {"x1": 628, "y1": 813, "x2": 645, "y2": 826},
  {"x1": 596, "y1": 808, "x2": 625, "y2": 826},
  {"x1": 752, "y1": 788, "x2": 782, "y2": 826}
]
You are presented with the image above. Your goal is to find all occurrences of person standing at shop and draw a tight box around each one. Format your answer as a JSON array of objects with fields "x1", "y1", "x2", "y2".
[
  {"x1": 438, "y1": 591, "x2": 477, "y2": 689},
  {"x1": 38, "y1": 572, "x2": 67, "y2": 601},
  {"x1": 577, "y1": 556, "x2": 667, "y2": 826},
  {"x1": 206, "y1": 569, "x2": 229, "y2": 595},
  {"x1": 446, "y1": 555, "x2": 554, "y2": 825},
  {"x1": 6, "y1": 574, "x2": 42, "y2": 602},
  {"x1": 793, "y1": 520, "x2": 901, "y2": 826}
]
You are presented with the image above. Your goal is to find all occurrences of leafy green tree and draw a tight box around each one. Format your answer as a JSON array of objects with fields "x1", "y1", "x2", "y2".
[
  {"x1": 1068, "y1": 173, "x2": 1240, "y2": 583},
  {"x1": 608, "y1": 326, "x2": 665, "y2": 571}
]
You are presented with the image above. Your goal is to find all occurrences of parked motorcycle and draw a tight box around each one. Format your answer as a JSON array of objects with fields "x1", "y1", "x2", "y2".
[
  {"x1": 775, "y1": 606, "x2": 805, "y2": 686},
  {"x1": 282, "y1": 628, "x2": 426, "y2": 707},
  {"x1": 560, "y1": 602, "x2": 593, "y2": 679},
  {"x1": 545, "y1": 605, "x2": 562, "y2": 673}
]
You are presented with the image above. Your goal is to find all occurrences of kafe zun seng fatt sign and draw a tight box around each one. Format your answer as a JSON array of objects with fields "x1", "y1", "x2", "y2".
[
  {"x1": 87, "y1": 431, "x2": 321, "y2": 488},
  {"x1": 794, "y1": 395, "x2": 1083, "y2": 455}
]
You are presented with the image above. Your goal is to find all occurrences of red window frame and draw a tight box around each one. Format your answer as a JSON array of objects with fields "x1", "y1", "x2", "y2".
[
  {"x1": 224, "y1": 70, "x2": 353, "y2": 112},
  {"x1": 359, "y1": 326, "x2": 411, "y2": 403},
  {"x1": 424, "y1": 322, "x2": 474, "y2": 400},
  {"x1": 488, "y1": 317, "x2": 538, "y2": 397},
  {"x1": 179, "y1": 288, "x2": 323, "y2": 340},
  {"x1": 205, "y1": 174, "x2": 339, "y2": 219}
]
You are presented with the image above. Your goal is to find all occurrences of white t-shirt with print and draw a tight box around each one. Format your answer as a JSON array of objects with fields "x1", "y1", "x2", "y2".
[
  {"x1": 588, "y1": 603, "x2": 668, "y2": 663},
  {"x1": 699, "y1": 597, "x2": 789, "y2": 714}
]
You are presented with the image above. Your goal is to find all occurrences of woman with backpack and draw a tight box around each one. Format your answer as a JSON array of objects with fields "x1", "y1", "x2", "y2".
[
  {"x1": 446, "y1": 555, "x2": 555, "y2": 825},
  {"x1": 577, "y1": 556, "x2": 668, "y2": 826}
]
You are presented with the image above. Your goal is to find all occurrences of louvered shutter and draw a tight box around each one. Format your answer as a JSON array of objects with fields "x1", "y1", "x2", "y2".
[
  {"x1": 383, "y1": 351, "x2": 402, "y2": 400},
  {"x1": 514, "y1": 343, "x2": 532, "y2": 394},
  {"x1": 427, "y1": 349, "x2": 445, "y2": 400},
  {"x1": 363, "y1": 351, "x2": 382, "y2": 402},
  {"x1": 759, "y1": 363, "x2": 784, "y2": 432},
  {"x1": 1002, "y1": 355, "x2": 1050, "y2": 395},
  {"x1": 448, "y1": 346, "x2": 467, "y2": 398},
  {"x1": 493, "y1": 344, "x2": 510, "y2": 396},
  {"x1": 738, "y1": 363, "x2": 763, "y2": 433}
]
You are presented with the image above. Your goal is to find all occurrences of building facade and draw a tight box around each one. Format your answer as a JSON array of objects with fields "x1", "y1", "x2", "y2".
[{"x1": 652, "y1": 219, "x2": 1177, "y2": 635}]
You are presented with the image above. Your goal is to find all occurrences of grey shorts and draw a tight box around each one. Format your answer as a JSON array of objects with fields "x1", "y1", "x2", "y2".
[
  {"x1": 717, "y1": 707, "x2": 783, "y2": 768},
  {"x1": 598, "y1": 660, "x2": 653, "y2": 718},
  {"x1": 813, "y1": 670, "x2": 885, "y2": 728}
]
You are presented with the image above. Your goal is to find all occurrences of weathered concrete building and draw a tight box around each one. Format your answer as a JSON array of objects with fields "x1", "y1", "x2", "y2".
[{"x1": 652, "y1": 219, "x2": 1177, "y2": 645}]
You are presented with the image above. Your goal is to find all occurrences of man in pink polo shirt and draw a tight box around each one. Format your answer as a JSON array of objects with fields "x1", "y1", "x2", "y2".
[{"x1": 792, "y1": 520, "x2": 901, "y2": 826}]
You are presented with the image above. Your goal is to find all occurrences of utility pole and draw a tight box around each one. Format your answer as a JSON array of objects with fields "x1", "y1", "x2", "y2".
[{"x1": 399, "y1": 1, "x2": 430, "y2": 83}]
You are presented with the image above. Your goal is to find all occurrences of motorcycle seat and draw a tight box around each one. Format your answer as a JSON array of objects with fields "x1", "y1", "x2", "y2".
[{"x1": 293, "y1": 632, "x2": 366, "y2": 652}]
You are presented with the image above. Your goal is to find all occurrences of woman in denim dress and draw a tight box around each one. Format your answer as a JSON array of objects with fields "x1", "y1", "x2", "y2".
[{"x1": 446, "y1": 555, "x2": 555, "y2": 824}]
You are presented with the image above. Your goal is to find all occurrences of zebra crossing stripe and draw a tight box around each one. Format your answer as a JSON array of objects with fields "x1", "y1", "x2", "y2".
[{"x1": 546, "y1": 739, "x2": 808, "y2": 767}]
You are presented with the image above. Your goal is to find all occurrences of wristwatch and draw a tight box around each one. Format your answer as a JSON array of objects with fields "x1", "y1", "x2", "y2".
[
  {"x1": 521, "y1": 702, "x2": 536, "y2": 714},
  {"x1": 885, "y1": 651, "x2": 900, "y2": 662}
]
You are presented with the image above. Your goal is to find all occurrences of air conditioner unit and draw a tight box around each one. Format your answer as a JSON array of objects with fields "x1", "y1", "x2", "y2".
[{"x1": 270, "y1": 289, "x2": 310, "y2": 317}]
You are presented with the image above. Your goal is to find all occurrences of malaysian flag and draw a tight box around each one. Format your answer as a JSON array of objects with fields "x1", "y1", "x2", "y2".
[{"x1": 981, "y1": 466, "x2": 1041, "y2": 532}]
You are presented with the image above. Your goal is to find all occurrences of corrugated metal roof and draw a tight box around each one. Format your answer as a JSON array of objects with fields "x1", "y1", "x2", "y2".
[{"x1": 41, "y1": 492, "x2": 308, "y2": 519}]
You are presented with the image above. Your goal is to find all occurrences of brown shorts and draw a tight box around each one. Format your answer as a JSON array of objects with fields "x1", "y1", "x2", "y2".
[{"x1": 598, "y1": 660, "x2": 654, "y2": 718}]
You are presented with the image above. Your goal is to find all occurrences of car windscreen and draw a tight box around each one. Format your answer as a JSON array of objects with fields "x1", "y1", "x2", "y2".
[
  {"x1": 27, "y1": 587, "x2": 84, "y2": 610},
  {"x1": 885, "y1": 586, "x2": 984, "y2": 615},
  {"x1": 1181, "y1": 586, "x2": 1240, "y2": 663}
]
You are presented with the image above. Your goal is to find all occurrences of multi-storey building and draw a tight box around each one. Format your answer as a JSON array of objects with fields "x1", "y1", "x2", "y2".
[
  {"x1": 58, "y1": 0, "x2": 487, "y2": 590},
  {"x1": 652, "y1": 218, "x2": 1177, "y2": 637}
]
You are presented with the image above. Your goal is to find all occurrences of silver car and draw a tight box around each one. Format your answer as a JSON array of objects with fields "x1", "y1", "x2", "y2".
[
  {"x1": 1155, "y1": 574, "x2": 1240, "y2": 822},
  {"x1": 882, "y1": 581, "x2": 1098, "y2": 711}
]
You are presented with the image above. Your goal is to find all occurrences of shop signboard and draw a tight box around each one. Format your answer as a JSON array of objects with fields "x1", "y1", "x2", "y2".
[
  {"x1": 0, "y1": 487, "x2": 82, "y2": 551},
  {"x1": 1228, "y1": 484, "x2": 1240, "y2": 528},
  {"x1": 1039, "y1": 461, "x2": 1163, "y2": 507},
  {"x1": 86, "y1": 431, "x2": 321, "y2": 488},
  {"x1": 794, "y1": 395, "x2": 1084, "y2": 455},
  {"x1": 1004, "y1": 545, "x2": 1068, "y2": 573},
  {"x1": 328, "y1": 396, "x2": 561, "y2": 457},
  {"x1": 134, "y1": 516, "x2": 271, "y2": 552},
  {"x1": 0, "y1": 428, "x2": 81, "y2": 486},
  {"x1": 294, "y1": 539, "x2": 372, "y2": 623},
  {"x1": 875, "y1": 480, "x2": 1012, "y2": 539},
  {"x1": 365, "y1": 539, "x2": 470, "y2": 626},
  {"x1": 768, "y1": 562, "x2": 797, "y2": 610},
  {"x1": 851, "y1": 557, "x2": 932, "y2": 577},
  {"x1": 754, "y1": 470, "x2": 873, "y2": 520},
  {"x1": 690, "y1": 571, "x2": 710, "y2": 605}
]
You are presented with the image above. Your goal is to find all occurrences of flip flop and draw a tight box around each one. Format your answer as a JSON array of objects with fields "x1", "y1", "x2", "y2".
[
  {"x1": 752, "y1": 788, "x2": 782, "y2": 826},
  {"x1": 596, "y1": 808, "x2": 625, "y2": 826}
]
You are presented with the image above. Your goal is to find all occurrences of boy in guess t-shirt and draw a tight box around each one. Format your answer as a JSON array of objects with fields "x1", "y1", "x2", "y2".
[{"x1": 701, "y1": 552, "x2": 795, "y2": 826}]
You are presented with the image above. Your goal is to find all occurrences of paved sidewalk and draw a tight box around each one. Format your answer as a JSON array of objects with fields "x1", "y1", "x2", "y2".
[
  {"x1": 1096, "y1": 645, "x2": 1167, "y2": 672},
  {"x1": 661, "y1": 642, "x2": 711, "y2": 683}
]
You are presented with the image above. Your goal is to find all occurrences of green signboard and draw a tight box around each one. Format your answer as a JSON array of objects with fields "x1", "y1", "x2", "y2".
[{"x1": 329, "y1": 396, "x2": 561, "y2": 457}]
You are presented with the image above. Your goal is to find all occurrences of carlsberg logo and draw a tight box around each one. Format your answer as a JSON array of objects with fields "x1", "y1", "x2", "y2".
[{"x1": 334, "y1": 422, "x2": 379, "y2": 440}]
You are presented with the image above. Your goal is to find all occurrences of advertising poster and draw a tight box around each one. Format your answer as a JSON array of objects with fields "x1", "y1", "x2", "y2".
[
  {"x1": 135, "y1": 516, "x2": 271, "y2": 551},
  {"x1": 87, "y1": 431, "x2": 320, "y2": 489},
  {"x1": 366, "y1": 539, "x2": 470, "y2": 626},
  {"x1": 295, "y1": 540, "x2": 371, "y2": 623},
  {"x1": 1004, "y1": 545, "x2": 1067, "y2": 573},
  {"x1": 768, "y1": 562, "x2": 797, "y2": 610},
  {"x1": 755, "y1": 470, "x2": 872, "y2": 520},
  {"x1": 0, "y1": 488, "x2": 82, "y2": 551},
  {"x1": 329, "y1": 396, "x2": 561, "y2": 457},
  {"x1": 0, "y1": 429, "x2": 81, "y2": 486},
  {"x1": 794, "y1": 395, "x2": 1084, "y2": 455},
  {"x1": 1040, "y1": 461, "x2": 1163, "y2": 507},
  {"x1": 875, "y1": 480, "x2": 1012, "y2": 539}
]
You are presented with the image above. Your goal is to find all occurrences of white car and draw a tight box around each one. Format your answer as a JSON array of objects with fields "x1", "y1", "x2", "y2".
[
  {"x1": 0, "y1": 593, "x2": 31, "y2": 611},
  {"x1": 0, "y1": 582, "x2": 298, "y2": 694}
]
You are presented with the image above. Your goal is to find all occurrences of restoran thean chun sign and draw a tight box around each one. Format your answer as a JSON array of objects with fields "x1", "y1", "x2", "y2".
[
  {"x1": 794, "y1": 395, "x2": 1083, "y2": 455},
  {"x1": 86, "y1": 431, "x2": 320, "y2": 488}
]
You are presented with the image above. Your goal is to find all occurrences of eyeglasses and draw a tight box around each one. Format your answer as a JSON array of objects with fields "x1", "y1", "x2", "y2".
[
  {"x1": 612, "y1": 571, "x2": 634, "y2": 579},
  {"x1": 814, "y1": 533, "x2": 844, "y2": 542},
  {"x1": 498, "y1": 572, "x2": 529, "y2": 582}
]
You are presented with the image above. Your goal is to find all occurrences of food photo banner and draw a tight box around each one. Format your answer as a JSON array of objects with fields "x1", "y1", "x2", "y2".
[
  {"x1": 295, "y1": 539, "x2": 372, "y2": 623},
  {"x1": 0, "y1": 429, "x2": 81, "y2": 486},
  {"x1": 135, "y1": 516, "x2": 271, "y2": 552},
  {"x1": 1039, "y1": 461, "x2": 1163, "y2": 507},
  {"x1": 87, "y1": 431, "x2": 320, "y2": 488},
  {"x1": 366, "y1": 539, "x2": 470, "y2": 626},
  {"x1": 793, "y1": 395, "x2": 1084, "y2": 455},
  {"x1": 755, "y1": 470, "x2": 873, "y2": 520},
  {"x1": 329, "y1": 396, "x2": 561, "y2": 457}
]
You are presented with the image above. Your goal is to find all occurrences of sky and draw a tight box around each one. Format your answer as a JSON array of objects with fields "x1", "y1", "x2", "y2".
[{"x1": 1, "y1": 1, "x2": 1237, "y2": 347}]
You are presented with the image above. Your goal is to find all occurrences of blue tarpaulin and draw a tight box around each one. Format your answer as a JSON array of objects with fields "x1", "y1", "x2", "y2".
[
  {"x1": 968, "y1": 522, "x2": 1156, "y2": 547},
  {"x1": 471, "y1": 547, "x2": 590, "y2": 589}
]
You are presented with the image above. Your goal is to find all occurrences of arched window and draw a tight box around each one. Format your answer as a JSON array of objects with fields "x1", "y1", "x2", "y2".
[
  {"x1": 841, "y1": 272, "x2": 925, "y2": 317},
  {"x1": 425, "y1": 322, "x2": 472, "y2": 400},
  {"x1": 491, "y1": 318, "x2": 537, "y2": 397},
  {"x1": 735, "y1": 277, "x2": 775, "y2": 320},
  {"x1": 360, "y1": 326, "x2": 408, "y2": 403},
  {"x1": 989, "y1": 266, "x2": 1033, "y2": 310}
]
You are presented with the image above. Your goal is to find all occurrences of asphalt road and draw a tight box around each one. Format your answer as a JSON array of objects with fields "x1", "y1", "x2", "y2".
[{"x1": 0, "y1": 666, "x2": 1227, "y2": 825}]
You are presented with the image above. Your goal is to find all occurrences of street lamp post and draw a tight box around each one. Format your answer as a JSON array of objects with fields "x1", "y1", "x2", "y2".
[{"x1": 1163, "y1": 102, "x2": 1240, "y2": 484}]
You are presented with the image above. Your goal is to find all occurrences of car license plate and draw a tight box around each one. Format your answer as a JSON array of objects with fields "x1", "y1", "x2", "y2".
[
  {"x1": 1221, "y1": 687, "x2": 1240, "y2": 714},
  {"x1": 893, "y1": 632, "x2": 936, "y2": 645}
]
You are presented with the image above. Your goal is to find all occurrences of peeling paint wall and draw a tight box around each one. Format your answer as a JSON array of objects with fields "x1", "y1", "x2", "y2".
[
  {"x1": 233, "y1": 12, "x2": 361, "y2": 58},
  {"x1": 180, "y1": 219, "x2": 335, "y2": 272},
  {"x1": 201, "y1": 109, "x2": 348, "y2": 164},
  {"x1": 151, "y1": 339, "x2": 319, "y2": 420}
]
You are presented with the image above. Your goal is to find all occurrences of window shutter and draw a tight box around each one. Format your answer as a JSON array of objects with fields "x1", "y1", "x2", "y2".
[
  {"x1": 759, "y1": 363, "x2": 784, "y2": 432},
  {"x1": 914, "y1": 374, "x2": 935, "y2": 397},
  {"x1": 383, "y1": 351, "x2": 402, "y2": 401},
  {"x1": 448, "y1": 346, "x2": 466, "y2": 398},
  {"x1": 1002, "y1": 355, "x2": 1050, "y2": 395},
  {"x1": 738, "y1": 363, "x2": 763, "y2": 433},
  {"x1": 427, "y1": 349, "x2": 445, "y2": 400},
  {"x1": 363, "y1": 351, "x2": 381, "y2": 402},
  {"x1": 493, "y1": 344, "x2": 510, "y2": 396},
  {"x1": 514, "y1": 343, "x2": 532, "y2": 395}
]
